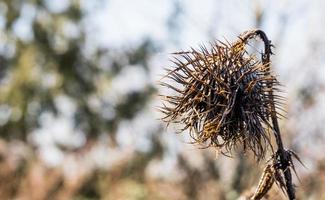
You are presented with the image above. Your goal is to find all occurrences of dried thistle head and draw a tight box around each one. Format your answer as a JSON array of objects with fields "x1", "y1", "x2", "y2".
[{"x1": 159, "y1": 30, "x2": 284, "y2": 159}]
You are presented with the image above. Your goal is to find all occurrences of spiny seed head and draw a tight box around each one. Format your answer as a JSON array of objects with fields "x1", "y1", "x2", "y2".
[{"x1": 159, "y1": 30, "x2": 284, "y2": 159}]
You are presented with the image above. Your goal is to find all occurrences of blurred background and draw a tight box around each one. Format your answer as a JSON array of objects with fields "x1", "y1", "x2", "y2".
[{"x1": 0, "y1": 0, "x2": 325, "y2": 199}]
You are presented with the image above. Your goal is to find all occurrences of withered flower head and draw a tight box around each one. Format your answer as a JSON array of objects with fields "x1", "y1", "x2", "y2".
[{"x1": 159, "y1": 30, "x2": 284, "y2": 159}]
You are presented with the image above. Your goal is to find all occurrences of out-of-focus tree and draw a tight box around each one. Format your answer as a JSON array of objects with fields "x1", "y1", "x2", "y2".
[
  {"x1": 0, "y1": 0, "x2": 155, "y2": 141},
  {"x1": 0, "y1": 1, "x2": 162, "y2": 198}
]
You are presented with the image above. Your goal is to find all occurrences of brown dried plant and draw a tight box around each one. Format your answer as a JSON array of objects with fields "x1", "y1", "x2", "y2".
[
  {"x1": 159, "y1": 30, "x2": 281, "y2": 159},
  {"x1": 251, "y1": 161, "x2": 275, "y2": 200},
  {"x1": 159, "y1": 29, "x2": 300, "y2": 200}
]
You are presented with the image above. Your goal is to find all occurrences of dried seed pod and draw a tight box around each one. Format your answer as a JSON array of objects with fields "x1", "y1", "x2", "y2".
[
  {"x1": 251, "y1": 163, "x2": 275, "y2": 200},
  {"x1": 251, "y1": 150, "x2": 303, "y2": 199},
  {"x1": 159, "y1": 30, "x2": 283, "y2": 159}
]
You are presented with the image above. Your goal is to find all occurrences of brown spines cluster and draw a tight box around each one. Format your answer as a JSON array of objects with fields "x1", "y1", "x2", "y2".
[
  {"x1": 160, "y1": 29, "x2": 300, "y2": 200},
  {"x1": 159, "y1": 34, "x2": 282, "y2": 160}
]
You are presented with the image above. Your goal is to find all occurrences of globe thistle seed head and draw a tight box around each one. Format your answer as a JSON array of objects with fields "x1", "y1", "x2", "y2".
[{"x1": 159, "y1": 32, "x2": 283, "y2": 159}]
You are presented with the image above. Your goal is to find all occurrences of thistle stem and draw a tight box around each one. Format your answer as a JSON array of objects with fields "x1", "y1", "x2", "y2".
[{"x1": 254, "y1": 29, "x2": 296, "y2": 200}]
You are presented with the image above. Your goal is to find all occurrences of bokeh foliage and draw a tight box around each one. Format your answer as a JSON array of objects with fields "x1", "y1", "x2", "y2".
[{"x1": 0, "y1": 0, "x2": 155, "y2": 140}]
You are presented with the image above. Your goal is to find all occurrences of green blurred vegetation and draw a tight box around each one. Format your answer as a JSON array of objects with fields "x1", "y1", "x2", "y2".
[
  {"x1": 0, "y1": 1, "x2": 162, "y2": 198},
  {"x1": 0, "y1": 0, "x2": 155, "y2": 140}
]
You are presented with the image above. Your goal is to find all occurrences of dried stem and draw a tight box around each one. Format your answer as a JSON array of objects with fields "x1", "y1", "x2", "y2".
[{"x1": 245, "y1": 29, "x2": 296, "y2": 200}]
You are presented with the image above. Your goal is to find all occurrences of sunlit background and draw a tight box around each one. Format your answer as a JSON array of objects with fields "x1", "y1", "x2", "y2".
[{"x1": 1, "y1": 0, "x2": 325, "y2": 199}]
